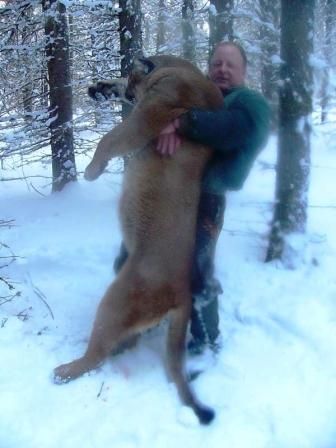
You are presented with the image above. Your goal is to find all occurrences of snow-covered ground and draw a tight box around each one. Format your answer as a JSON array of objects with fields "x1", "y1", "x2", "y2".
[{"x1": 1, "y1": 129, "x2": 336, "y2": 448}]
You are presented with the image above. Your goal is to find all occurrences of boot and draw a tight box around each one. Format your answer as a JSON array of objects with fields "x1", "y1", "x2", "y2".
[{"x1": 188, "y1": 281, "x2": 222, "y2": 355}]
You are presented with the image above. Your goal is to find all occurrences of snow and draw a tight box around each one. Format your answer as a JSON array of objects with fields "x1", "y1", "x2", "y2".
[
  {"x1": 1, "y1": 130, "x2": 336, "y2": 447},
  {"x1": 270, "y1": 54, "x2": 282, "y2": 65},
  {"x1": 208, "y1": 4, "x2": 217, "y2": 17},
  {"x1": 309, "y1": 54, "x2": 328, "y2": 70}
]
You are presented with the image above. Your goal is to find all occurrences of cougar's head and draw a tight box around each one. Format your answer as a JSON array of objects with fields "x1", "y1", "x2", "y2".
[{"x1": 125, "y1": 57, "x2": 155, "y2": 102}]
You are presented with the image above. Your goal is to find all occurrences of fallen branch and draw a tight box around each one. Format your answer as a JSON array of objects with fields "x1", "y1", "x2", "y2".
[
  {"x1": 0, "y1": 291, "x2": 21, "y2": 306},
  {"x1": 29, "y1": 278, "x2": 54, "y2": 320},
  {"x1": 97, "y1": 381, "x2": 105, "y2": 399}
]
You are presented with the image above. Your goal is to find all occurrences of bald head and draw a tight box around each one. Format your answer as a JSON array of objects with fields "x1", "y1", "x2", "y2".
[{"x1": 209, "y1": 42, "x2": 247, "y2": 93}]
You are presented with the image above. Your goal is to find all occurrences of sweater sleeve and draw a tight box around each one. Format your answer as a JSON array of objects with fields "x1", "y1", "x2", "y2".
[
  {"x1": 179, "y1": 105, "x2": 254, "y2": 152},
  {"x1": 178, "y1": 89, "x2": 271, "y2": 192},
  {"x1": 178, "y1": 89, "x2": 271, "y2": 155}
]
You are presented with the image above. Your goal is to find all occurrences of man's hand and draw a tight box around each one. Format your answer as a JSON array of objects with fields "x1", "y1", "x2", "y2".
[{"x1": 156, "y1": 118, "x2": 181, "y2": 156}]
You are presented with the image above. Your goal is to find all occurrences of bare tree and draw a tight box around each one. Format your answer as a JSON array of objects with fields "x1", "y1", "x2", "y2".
[
  {"x1": 156, "y1": 0, "x2": 167, "y2": 53},
  {"x1": 0, "y1": 220, "x2": 20, "y2": 306},
  {"x1": 259, "y1": 0, "x2": 280, "y2": 128},
  {"x1": 209, "y1": 0, "x2": 234, "y2": 55},
  {"x1": 182, "y1": 0, "x2": 196, "y2": 62},
  {"x1": 119, "y1": 0, "x2": 142, "y2": 119},
  {"x1": 266, "y1": 0, "x2": 315, "y2": 264},
  {"x1": 321, "y1": 0, "x2": 336, "y2": 123},
  {"x1": 21, "y1": 3, "x2": 34, "y2": 121},
  {"x1": 42, "y1": 0, "x2": 77, "y2": 192}
]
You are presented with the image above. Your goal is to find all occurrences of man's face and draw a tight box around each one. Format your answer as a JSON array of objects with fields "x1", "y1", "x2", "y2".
[{"x1": 209, "y1": 44, "x2": 246, "y2": 93}]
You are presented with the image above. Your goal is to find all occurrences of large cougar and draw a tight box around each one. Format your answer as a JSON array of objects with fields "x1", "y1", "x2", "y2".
[{"x1": 54, "y1": 55, "x2": 222, "y2": 424}]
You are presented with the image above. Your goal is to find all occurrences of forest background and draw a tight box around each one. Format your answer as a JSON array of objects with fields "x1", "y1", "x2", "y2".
[
  {"x1": 1, "y1": 1, "x2": 336, "y2": 446},
  {"x1": 1, "y1": 0, "x2": 335, "y2": 267}
]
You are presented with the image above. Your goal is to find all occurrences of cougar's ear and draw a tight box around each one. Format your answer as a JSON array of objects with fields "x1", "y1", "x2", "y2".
[
  {"x1": 140, "y1": 58, "x2": 155, "y2": 74},
  {"x1": 132, "y1": 57, "x2": 155, "y2": 75}
]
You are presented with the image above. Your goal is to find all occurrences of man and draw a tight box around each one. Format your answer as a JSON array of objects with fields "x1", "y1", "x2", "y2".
[{"x1": 115, "y1": 42, "x2": 271, "y2": 355}]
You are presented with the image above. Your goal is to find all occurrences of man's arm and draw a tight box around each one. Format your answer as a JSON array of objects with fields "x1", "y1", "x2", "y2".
[
  {"x1": 157, "y1": 90, "x2": 271, "y2": 157},
  {"x1": 178, "y1": 105, "x2": 254, "y2": 152},
  {"x1": 155, "y1": 106, "x2": 253, "y2": 156},
  {"x1": 180, "y1": 88, "x2": 271, "y2": 149}
]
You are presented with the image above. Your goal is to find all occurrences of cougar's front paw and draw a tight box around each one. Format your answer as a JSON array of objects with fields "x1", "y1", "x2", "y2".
[
  {"x1": 84, "y1": 160, "x2": 108, "y2": 181},
  {"x1": 88, "y1": 80, "x2": 125, "y2": 101}
]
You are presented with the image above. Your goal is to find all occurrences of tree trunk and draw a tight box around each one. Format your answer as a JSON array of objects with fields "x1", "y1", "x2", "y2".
[
  {"x1": 266, "y1": 0, "x2": 315, "y2": 264},
  {"x1": 156, "y1": 0, "x2": 166, "y2": 53},
  {"x1": 209, "y1": 0, "x2": 234, "y2": 55},
  {"x1": 182, "y1": 0, "x2": 196, "y2": 62},
  {"x1": 118, "y1": 0, "x2": 142, "y2": 120},
  {"x1": 321, "y1": 0, "x2": 335, "y2": 123},
  {"x1": 259, "y1": 0, "x2": 280, "y2": 128},
  {"x1": 21, "y1": 3, "x2": 34, "y2": 122},
  {"x1": 42, "y1": 0, "x2": 76, "y2": 192}
]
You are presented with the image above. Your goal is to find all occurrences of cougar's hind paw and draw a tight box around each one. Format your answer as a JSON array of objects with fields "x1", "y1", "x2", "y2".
[{"x1": 53, "y1": 364, "x2": 74, "y2": 385}]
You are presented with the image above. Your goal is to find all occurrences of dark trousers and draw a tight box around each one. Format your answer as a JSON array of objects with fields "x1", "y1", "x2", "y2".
[
  {"x1": 113, "y1": 192, "x2": 226, "y2": 346},
  {"x1": 189, "y1": 192, "x2": 225, "y2": 345}
]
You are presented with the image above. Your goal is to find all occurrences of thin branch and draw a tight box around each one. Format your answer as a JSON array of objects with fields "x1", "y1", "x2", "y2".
[
  {"x1": 29, "y1": 277, "x2": 54, "y2": 320},
  {"x1": 0, "y1": 219, "x2": 15, "y2": 228},
  {"x1": 97, "y1": 381, "x2": 105, "y2": 399},
  {"x1": 309, "y1": 204, "x2": 336, "y2": 209},
  {"x1": 0, "y1": 174, "x2": 52, "y2": 182},
  {"x1": 29, "y1": 182, "x2": 49, "y2": 197},
  {"x1": 0, "y1": 276, "x2": 15, "y2": 291},
  {"x1": 0, "y1": 291, "x2": 21, "y2": 306}
]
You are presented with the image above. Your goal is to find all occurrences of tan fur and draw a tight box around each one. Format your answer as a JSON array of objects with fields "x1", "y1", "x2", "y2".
[{"x1": 54, "y1": 55, "x2": 222, "y2": 424}]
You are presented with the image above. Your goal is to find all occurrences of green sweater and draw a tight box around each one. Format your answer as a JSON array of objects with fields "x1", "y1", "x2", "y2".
[{"x1": 180, "y1": 86, "x2": 271, "y2": 194}]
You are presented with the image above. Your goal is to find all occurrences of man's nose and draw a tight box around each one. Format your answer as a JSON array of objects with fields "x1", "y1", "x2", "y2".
[{"x1": 217, "y1": 63, "x2": 228, "y2": 72}]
